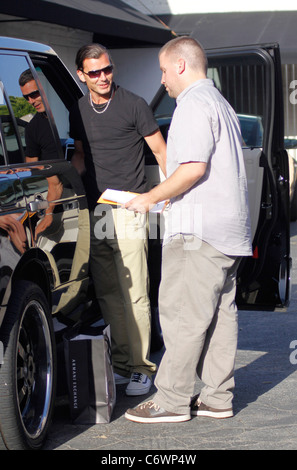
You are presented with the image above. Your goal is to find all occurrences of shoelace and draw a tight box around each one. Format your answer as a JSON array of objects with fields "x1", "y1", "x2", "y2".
[
  {"x1": 139, "y1": 401, "x2": 160, "y2": 411},
  {"x1": 131, "y1": 372, "x2": 143, "y2": 383}
]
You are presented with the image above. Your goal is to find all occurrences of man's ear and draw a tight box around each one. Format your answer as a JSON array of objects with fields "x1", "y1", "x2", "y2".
[
  {"x1": 176, "y1": 58, "x2": 186, "y2": 75},
  {"x1": 77, "y1": 69, "x2": 86, "y2": 83}
]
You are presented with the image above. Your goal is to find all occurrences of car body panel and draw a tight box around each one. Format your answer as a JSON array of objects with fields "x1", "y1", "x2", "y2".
[{"x1": 0, "y1": 161, "x2": 90, "y2": 327}]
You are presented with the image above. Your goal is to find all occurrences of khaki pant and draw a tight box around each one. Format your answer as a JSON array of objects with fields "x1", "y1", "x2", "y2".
[
  {"x1": 90, "y1": 206, "x2": 157, "y2": 378},
  {"x1": 154, "y1": 235, "x2": 240, "y2": 414}
]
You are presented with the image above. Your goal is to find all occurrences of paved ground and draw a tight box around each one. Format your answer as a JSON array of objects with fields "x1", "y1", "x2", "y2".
[{"x1": 43, "y1": 223, "x2": 297, "y2": 452}]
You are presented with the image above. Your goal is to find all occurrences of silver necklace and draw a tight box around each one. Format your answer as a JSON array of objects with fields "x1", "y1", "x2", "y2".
[{"x1": 89, "y1": 85, "x2": 114, "y2": 114}]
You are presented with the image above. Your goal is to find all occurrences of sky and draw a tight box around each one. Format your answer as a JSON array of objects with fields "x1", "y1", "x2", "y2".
[{"x1": 123, "y1": 0, "x2": 297, "y2": 14}]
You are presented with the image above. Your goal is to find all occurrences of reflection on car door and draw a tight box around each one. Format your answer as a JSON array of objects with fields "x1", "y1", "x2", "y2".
[
  {"x1": 0, "y1": 39, "x2": 91, "y2": 450},
  {"x1": 20, "y1": 162, "x2": 90, "y2": 312},
  {"x1": 0, "y1": 47, "x2": 89, "y2": 326}
]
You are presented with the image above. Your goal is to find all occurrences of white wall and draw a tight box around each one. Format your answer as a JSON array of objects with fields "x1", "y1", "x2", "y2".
[{"x1": 111, "y1": 48, "x2": 161, "y2": 103}]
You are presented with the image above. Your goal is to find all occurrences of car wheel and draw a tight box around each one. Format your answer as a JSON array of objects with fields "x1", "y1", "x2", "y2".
[{"x1": 0, "y1": 281, "x2": 56, "y2": 450}]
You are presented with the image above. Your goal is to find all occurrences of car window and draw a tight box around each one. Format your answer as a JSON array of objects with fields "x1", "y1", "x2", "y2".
[
  {"x1": 30, "y1": 58, "x2": 78, "y2": 159},
  {"x1": 154, "y1": 92, "x2": 176, "y2": 119},
  {"x1": 32, "y1": 64, "x2": 70, "y2": 147},
  {"x1": 207, "y1": 56, "x2": 265, "y2": 148},
  {"x1": 0, "y1": 54, "x2": 43, "y2": 164},
  {"x1": 0, "y1": 80, "x2": 24, "y2": 165},
  {"x1": 0, "y1": 52, "x2": 69, "y2": 164}
]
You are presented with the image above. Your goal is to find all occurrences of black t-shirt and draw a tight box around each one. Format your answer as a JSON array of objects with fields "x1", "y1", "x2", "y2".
[
  {"x1": 69, "y1": 85, "x2": 159, "y2": 209},
  {"x1": 25, "y1": 112, "x2": 58, "y2": 160}
]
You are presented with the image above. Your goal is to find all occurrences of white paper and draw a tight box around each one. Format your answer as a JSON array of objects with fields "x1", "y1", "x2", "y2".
[
  {"x1": 102, "y1": 189, "x2": 135, "y2": 204},
  {"x1": 100, "y1": 189, "x2": 167, "y2": 213}
]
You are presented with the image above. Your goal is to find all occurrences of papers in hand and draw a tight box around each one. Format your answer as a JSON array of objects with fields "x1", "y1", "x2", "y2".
[{"x1": 98, "y1": 189, "x2": 167, "y2": 213}]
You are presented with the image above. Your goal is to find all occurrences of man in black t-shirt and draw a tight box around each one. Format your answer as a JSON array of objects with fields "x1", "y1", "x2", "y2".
[
  {"x1": 19, "y1": 70, "x2": 58, "y2": 161},
  {"x1": 70, "y1": 43, "x2": 167, "y2": 396}
]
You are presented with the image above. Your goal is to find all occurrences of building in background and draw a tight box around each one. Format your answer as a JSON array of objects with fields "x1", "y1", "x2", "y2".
[
  {"x1": 1, "y1": 0, "x2": 297, "y2": 143},
  {"x1": 0, "y1": 0, "x2": 173, "y2": 101}
]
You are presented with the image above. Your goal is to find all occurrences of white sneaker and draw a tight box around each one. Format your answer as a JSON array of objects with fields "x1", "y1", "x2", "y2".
[
  {"x1": 114, "y1": 373, "x2": 130, "y2": 385},
  {"x1": 125, "y1": 372, "x2": 152, "y2": 396}
]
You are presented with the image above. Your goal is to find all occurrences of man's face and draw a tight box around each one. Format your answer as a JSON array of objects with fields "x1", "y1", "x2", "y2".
[
  {"x1": 20, "y1": 80, "x2": 45, "y2": 113},
  {"x1": 159, "y1": 51, "x2": 180, "y2": 99},
  {"x1": 77, "y1": 53, "x2": 114, "y2": 101}
]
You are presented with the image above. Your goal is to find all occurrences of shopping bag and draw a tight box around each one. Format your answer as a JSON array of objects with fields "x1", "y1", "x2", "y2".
[{"x1": 63, "y1": 323, "x2": 116, "y2": 424}]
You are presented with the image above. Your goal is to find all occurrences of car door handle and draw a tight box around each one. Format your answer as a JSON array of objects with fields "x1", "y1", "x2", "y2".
[{"x1": 29, "y1": 197, "x2": 49, "y2": 213}]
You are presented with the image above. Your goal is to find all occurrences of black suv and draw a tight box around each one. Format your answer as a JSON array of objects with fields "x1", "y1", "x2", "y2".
[{"x1": 0, "y1": 38, "x2": 291, "y2": 450}]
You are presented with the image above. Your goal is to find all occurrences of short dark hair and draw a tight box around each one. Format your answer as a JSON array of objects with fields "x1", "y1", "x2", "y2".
[
  {"x1": 75, "y1": 43, "x2": 113, "y2": 70},
  {"x1": 19, "y1": 69, "x2": 34, "y2": 87}
]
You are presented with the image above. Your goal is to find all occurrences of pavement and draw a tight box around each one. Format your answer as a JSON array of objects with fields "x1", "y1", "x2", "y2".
[{"x1": 43, "y1": 222, "x2": 297, "y2": 453}]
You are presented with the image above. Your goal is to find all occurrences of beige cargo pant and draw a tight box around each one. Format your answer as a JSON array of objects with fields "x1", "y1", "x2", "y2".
[
  {"x1": 154, "y1": 235, "x2": 240, "y2": 414},
  {"x1": 90, "y1": 206, "x2": 157, "y2": 379}
]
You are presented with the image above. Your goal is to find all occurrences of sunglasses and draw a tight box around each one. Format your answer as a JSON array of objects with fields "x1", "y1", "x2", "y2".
[
  {"x1": 22, "y1": 89, "x2": 41, "y2": 101},
  {"x1": 81, "y1": 65, "x2": 113, "y2": 79}
]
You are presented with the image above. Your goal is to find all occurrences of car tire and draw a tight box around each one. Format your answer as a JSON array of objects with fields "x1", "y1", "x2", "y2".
[{"x1": 0, "y1": 281, "x2": 56, "y2": 450}]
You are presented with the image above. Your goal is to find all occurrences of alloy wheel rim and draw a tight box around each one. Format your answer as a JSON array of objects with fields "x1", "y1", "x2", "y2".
[{"x1": 16, "y1": 300, "x2": 53, "y2": 440}]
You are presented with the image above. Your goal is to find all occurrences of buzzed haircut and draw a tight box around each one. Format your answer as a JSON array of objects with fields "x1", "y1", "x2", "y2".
[{"x1": 159, "y1": 36, "x2": 208, "y2": 75}]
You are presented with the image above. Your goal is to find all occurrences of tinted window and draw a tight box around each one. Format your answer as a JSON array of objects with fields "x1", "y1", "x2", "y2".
[
  {"x1": 30, "y1": 58, "x2": 78, "y2": 159},
  {"x1": 0, "y1": 80, "x2": 23, "y2": 165},
  {"x1": 207, "y1": 55, "x2": 266, "y2": 148},
  {"x1": 31, "y1": 63, "x2": 70, "y2": 146},
  {"x1": 0, "y1": 53, "x2": 66, "y2": 164},
  {"x1": 0, "y1": 54, "x2": 42, "y2": 163}
]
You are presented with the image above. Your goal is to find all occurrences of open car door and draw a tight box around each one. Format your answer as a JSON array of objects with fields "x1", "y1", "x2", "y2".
[{"x1": 148, "y1": 43, "x2": 290, "y2": 310}]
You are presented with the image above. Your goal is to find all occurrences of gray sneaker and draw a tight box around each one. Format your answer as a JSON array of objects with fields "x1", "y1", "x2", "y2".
[
  {"x1": 125, "y1": 401, "x2": 191, "y2": 423},
  {"x1": 125, "y1": 372, "x2": 152, "y2": 396},
  {"x1": 114, "y1": 373, "x2": 130, "y2": 385},
  {"x1": 191, "y1": 394, "x2": 233, "y2": 419}
]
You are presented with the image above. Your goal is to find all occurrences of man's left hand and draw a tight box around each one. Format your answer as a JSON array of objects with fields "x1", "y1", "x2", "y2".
[{"x1": 124, "y1": 193, "x2": 152, "y2": 213}]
